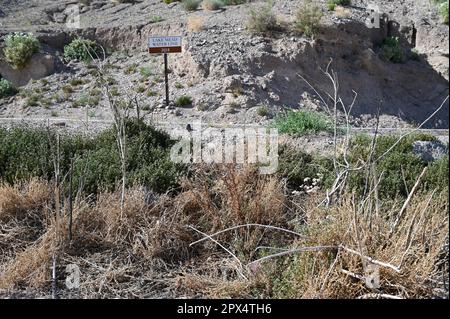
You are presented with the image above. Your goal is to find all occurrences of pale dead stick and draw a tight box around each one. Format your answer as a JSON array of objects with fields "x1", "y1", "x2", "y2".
[
  {"x1": 188, "y1": 225, "x2": 248, "y2": 281},
  {"x1": 189, "y1": 223, "x2": 308, "y2": 247}
]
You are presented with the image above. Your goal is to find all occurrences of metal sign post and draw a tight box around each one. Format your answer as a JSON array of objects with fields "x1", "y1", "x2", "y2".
[
  {"x1": 164, "y1": 53, "x2": 169, "y2": 107},
  {"x1": 148, "y1": 36, "x2": 183, "y2": 107}
]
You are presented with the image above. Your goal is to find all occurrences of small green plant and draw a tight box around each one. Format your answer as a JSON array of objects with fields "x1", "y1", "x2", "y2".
[
  {"x1": 72, "y1": 95, "x2": 90, "y2": 108},
  {"x1": 175, "y1": 95, "x2": 193, "y2": 107},
  {"x1": 231, "y1": 86, "x2": 244, "y2": 97},
  {"x1": 182, "y1": 0, "x2": 201, "y2": 11},
  {"x1": 139, "y1": 66, "x2": 153, "y2": 78},
  {"x1": 3, "y1": 33, "x2": 40, "y2": 69},
  {"x1": 380, "y1": 37, "x2": 404, "y2": 63},
  {"x1": 222, "y1": 0, "x2": 246, "y2": 4},
  {"x1": 62, "y1": 85, "x2": 74, "y2": 94},
  {"x1": 135, "y1": 85, "x2": 146, "y2": 93},
  {"x1": 228, "y1": 101, "x2": 240, "y2": 112},
  {"x1": 174, "y1": 82, "x2": 184, "y2": 89},
  {"x1": 0, "y1": 79, "x2": 17, "y2": 98},
  {"x1": 150, "y1": 15, "x2": 164, "y2": 23},
  {"x1": 295, "y1": 0, "x2": 323, "y2": 38},
  {"x1": 328, "y1": 0, "x2": 350, "y2": 10},
  {"x1": 90, "y1": 88, "x2": 102, "y2": 97},
  {"x1": 257, "y1": 105, "x2": 269, "y2": 117},
  {"x1": 25, "y1": 94, "x2": 41, "y2": 107},
  {"x1": 197, "y1": 103, "x2": 208, "y2": 111},
  {"x1": 202, "y1": 0, "x2": 224, "y2": 11},
  {"x1": 439, "y1": 0, "x2": 449, "y2": 24},
  {"x1": 110, "y1": 86, "x2": 120, "y2": 96},
  {"x1": 327, "y1": 1, "x2": 336, "y2": 11},
  {"x1": 124, "y1": 63, "x2": 138, "y2": 74},
  {"x1": 410, "y1": 48, "x2": 421, "y2": 61},
  {"x1": 247, "y1": 0, "x2": 278, "y2": 35},
  {"x1": 274, "y1": 110, "x2": 333, "y2": 136},
  {"x1": 63, "y1": 38, "x2": 102, "y2": 62},
  {"x1": 70, "y1": 78, "x2": 85, "y2": 86}
]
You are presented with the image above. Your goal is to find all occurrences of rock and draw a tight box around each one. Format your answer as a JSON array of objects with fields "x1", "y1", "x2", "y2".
[
  {"x1": 412, "y1": 140, "x2": 448, "y2": 163},
  {"x1": 53, "y1": 13, "x2": 66, "y2": 23},
  {"x1": 0, "y1": 53, "x2": 56, "y2": 87}
]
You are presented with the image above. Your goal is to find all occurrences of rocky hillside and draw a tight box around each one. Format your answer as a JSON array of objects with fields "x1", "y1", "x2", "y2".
[{"x1": 0, "y1": 0, "x2": 449, "y2": 128}]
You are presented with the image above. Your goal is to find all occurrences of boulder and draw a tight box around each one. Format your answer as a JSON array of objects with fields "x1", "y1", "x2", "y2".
[
  {"x1": 0, "y1": 53, "x2": 56, "y2": 87},
  {"x1": 412, "y1": 140, "x2": 448, "y2": 163}
]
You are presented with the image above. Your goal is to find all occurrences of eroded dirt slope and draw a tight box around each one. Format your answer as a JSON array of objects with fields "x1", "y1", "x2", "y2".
[{"x1": 0, "y1": 0, "x2": 448, "y2": 128}]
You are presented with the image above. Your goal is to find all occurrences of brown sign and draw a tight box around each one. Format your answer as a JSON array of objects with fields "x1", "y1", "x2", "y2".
[
  {"x1": 148, "y1": 36, "x2": 182, "y2": 54},
  {"x1": 148, "y1": 46, "x2": 182, "y2": 54}
]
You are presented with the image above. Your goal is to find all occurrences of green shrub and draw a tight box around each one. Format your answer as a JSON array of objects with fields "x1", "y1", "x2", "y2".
[
  {"x1": 257, "y1": 106, "x2": 269, "y2": 117},
  {"x1": 328, "y1": 0, "x2": 350, "y2": 9},
  {"x1": 345, "y1": 134, "x2": 448, "y2": 199},
  {"x1": 25, "y1": 94, "x2": 41, "y2": 107},
  {"x1": 380, "y1": 37, "x2": 404, "y2": 63},
  {"x1": 410, "y1": 48, "x2": 421, "y2": 61},
  {"x1": 150, "y1": 15, "x2": 164, "y2": 23},
  {"x1": 278, "y1": 145, "x2": 334, "y2": 190},
  {"x1": 202, "y1": 0, "x2": 224, "y2": 11},
  {"x1": 3, "y1": 33, "x2": 40, "y2": 69},
  {"x1": 327, "y1": 1, "x2": 336, "y2": 11},
  {"x1": 439, "y1": 1, "x2": 449, "y2": 24},
  {"x1": 278, "y1": 133, "x2": 448, "y2": 200},
  {"x1": 327, "y1": 0, "x2": 351, "y2": 11},
  {"x1": 175, "y1": 95, "x2": 193, "y2": 107},
  {"x1": 247, "y1": 0, "x2": 278, "y2": 35},
  {"x1": 0, "y1": 79, "x2": 16, "y2": 98},
  {"x1": 139, "y1": 66, "x2": 153, "y2": 78},
  {"x1": 222, "y1": 0, "x2": 246, "y2": 4},
  {"x1": 295, "y1": 0, "x2": 323, "y2": 38},
  {"x1": 0, "y1": 119, "x2": 184, "y2": 194},
  {"x1": 274, "y1": 110, "x2": 334, "y2": 136},
  {"x1": 182, "y1": 0, "x2": 201, "y2": 11},
  {"x1": 63, "y1": 38, "x2": 102, "y2": 62}
]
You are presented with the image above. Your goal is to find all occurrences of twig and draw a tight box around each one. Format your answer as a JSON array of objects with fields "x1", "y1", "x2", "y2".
[
  {"x1": 188, "y1": 225, "x2": 248, "y2": 280},
  {"x1": 189, "y1": 223, "x2": 307, "y2": 247},
  {"x1": 247, "y1": 246, "x2": 338, "y2": 266},
  {"x1": 339, "y1": 245, "x2": 401, "y2": 273},
  {"x1": 390, "y1": 166, "x2": 428, "y2": 236}
]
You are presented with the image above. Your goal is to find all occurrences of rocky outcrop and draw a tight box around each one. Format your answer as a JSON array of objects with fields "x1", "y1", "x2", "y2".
[{"x1": 0, "y1": 53, "x2": 56, "y2": 86}]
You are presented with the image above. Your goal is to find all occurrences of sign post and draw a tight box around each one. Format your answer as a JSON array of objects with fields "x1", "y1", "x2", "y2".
[{"x1": 148, "y1": 36, "x2": 183, "y2": 107}]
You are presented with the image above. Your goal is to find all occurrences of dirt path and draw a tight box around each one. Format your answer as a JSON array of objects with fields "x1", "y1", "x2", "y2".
[{"x1": 0, "y1": 116, "x2": 447, "y2": 144}]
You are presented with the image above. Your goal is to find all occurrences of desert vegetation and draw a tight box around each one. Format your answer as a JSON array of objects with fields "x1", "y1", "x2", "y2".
[
  {"x1": 0, "y1": 115, "x2": 447, "y2": 298},
  {"x1": 0, "y1": 79, "x2": 16, "y2": 98},
  {"x1": 3, "y1": 33, "x2": 40, "y2": 70}
]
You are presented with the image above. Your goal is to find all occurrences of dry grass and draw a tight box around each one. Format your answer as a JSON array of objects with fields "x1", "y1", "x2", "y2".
[
  {"x1": 187, "y1": 16, "x2": 205, "y2": 32},
  {"x1": 334, "y1": 6, "x2": 351, "y2": 19},
  {"x1": 0, "y1": 179, "x2": 52, "y2": 222},
  {"x1": 264, "y1": 192, "x2": 449, "y2": 299},
  {"x1": 0, "y1": 166, "x2": 447, "y2": 299}
]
